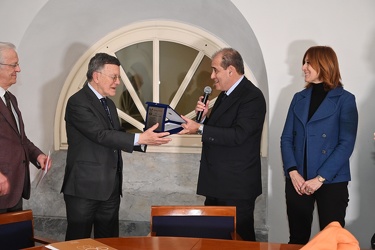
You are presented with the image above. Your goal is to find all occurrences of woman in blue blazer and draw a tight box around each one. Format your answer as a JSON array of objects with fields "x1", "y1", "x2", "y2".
[{"x1": 281, "y1": 46, "x2": 358, "y2": 244}]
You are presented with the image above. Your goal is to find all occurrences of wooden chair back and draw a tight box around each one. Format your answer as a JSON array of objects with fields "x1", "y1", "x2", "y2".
[
  {"x1": 0, "y1": 209, "x2": 56, "y2": 249},
  {"x1": 150, "y1": 205, "x2": 241, "y2": 240}
]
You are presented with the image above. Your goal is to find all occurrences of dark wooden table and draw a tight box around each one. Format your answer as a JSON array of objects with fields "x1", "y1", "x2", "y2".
[{"x1": 24, "y1": 236, "x2": 304, "y2": 250}]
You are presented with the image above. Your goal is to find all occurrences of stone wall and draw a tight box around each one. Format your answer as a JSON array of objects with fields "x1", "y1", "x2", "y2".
[{"x1": 25, "y1": 150, "x2": 268, "y2": 241}]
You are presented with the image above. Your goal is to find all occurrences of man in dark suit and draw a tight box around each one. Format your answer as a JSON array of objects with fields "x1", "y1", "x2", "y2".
[
  {"x1": 179, "y1": 48, "x2": 266, "y2": 241},
  {"x1": 0, "y1": 42, "x2": 50, "y2": 212},
  {"x1": 62, "y1": 53, "x2": 171, "y2": 240}
]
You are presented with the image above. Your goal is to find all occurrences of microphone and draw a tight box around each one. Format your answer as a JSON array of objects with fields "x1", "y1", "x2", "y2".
[{"x1": 196, "y1": 86, "x2": 212, "y2": 122}]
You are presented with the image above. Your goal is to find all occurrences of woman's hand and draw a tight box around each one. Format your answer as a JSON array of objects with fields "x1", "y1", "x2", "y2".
[
  {"x1": 300, "y1": 177, "x2": 323, "y2": 195},
  {"x1": 289, "y1": 170, "x2": 306, "y2": 195}
]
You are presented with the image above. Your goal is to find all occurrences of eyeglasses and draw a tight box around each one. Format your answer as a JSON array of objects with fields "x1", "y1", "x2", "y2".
[
  {"x1": 97, "y1": 72, "x2": 121, "y2": 82},
  {"x1": 0, "y1": 63, "x2": 20, "y2": 68}
]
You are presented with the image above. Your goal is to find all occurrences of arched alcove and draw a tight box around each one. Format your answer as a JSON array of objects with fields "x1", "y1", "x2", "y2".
[
  {"x1": 19, "y1": 0, "x2": 269, "y2": 241},
  {"x1": 54, "y1": 20, "x2": 268, "y2": 155}
]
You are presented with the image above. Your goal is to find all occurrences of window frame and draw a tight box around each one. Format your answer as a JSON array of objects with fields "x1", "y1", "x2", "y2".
[{"x1": 54, "y1": 20, "x2": 266, "y2": 154}]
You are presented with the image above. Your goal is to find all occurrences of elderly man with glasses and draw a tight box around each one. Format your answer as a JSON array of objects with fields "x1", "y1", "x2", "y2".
[
  {"x1": 0, "y1": 41, "x2": 51, "y2": 212},
  {"x1": 61, "y1": 52, "x2": 171, "y2": 240}
]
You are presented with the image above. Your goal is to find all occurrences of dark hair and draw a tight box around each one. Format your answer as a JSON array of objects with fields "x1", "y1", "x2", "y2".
[
  {"x1": 86, "y1": 53, "x2": 120, "y2": 81},
  {"x1": 303, "y1": 46, "x2": 342, "y2": 90},
  {"x1": 212, "y1": 48, "x2": 244, "y2": 74}
]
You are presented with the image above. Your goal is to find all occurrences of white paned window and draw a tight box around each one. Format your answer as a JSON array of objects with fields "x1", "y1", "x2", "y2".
[{"x1": 55, "y1": 21, "x2": 265, "y2": 154}]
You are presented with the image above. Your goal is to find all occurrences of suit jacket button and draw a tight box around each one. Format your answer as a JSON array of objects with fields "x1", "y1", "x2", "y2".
[
  {"x1": 322, "y1": 150, "x2": 326, "y2": 154},
  {"x1": 322, "y1": 133, "x2": 327, "y2": 138},
  {"x1": 209, "y1": 137, "x2": 214, "y2": 141}
]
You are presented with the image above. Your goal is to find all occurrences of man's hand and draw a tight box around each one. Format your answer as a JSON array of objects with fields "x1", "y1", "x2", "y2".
[
  {"x1": 178, "y1": 96, "x2": 210, "y2": 135},
  {"x1": 37, "y1": 153, "x2": 52, "y2": 171},
  {"x1": 178, "y1": 115, "x2": 200, "y2": 135},
  {"x1": 0, "y1": 172, "x2": 10, "y2": 196},
  {"x1": 195, "y1": 96, "x2": 210, "y2": 121},
  {"x1": 138, "y1": 123, "x2": 172, "y2": 145}
]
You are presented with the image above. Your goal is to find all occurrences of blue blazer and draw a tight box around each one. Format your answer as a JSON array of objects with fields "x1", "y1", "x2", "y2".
[{"x1": 281, "y1": 86, "x2": 358, "y2": 183}]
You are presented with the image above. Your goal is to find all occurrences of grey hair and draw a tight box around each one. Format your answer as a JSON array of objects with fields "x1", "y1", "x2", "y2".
[{"x1": 0, "y1": 42, "x2": 16, "y2": 63}]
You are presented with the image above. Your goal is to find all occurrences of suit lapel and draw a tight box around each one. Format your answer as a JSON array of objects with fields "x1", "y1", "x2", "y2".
[
  {"x1": 106, "y1": 99, "x2": 120, "y2": 129},
  {"x1": 83, "y1": 84, "x2": 115, "y2": 129},
  {"x1": 209, "y1": 92, "x2": 226, "y2": 116},
  {"x1": 208, "y1": 81, "x2": 242, "y2": 124},
  {"x1": 294, "y1": 88, "x2": 311, "y2": 125},
  {"x1": 294, "y1": 87, "x2": 343, "y2": 124},
  {"x1": 309, "y1": 87, "x2": 342, "y2": 122},
  {"x1": 0, "y1": 93, "x2": 21, "y2": 135},
  {"x1": 11, "y1": 93, "x2": 26, "y2": 138}
]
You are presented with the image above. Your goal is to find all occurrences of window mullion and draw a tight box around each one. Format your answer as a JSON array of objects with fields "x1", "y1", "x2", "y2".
[
  {"x1": 169, "y1": 51, "x2": 205, "y2": 109},
  {"x1": 119, "y1": 67, "x2": 146, "y2": 120},
  {"x1": 153, "y1": 39, "x2": 160, "y2": 102}
]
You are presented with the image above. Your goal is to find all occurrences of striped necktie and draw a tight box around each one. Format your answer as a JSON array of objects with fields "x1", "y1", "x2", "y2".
[{"x1": 100, "y1": 97, "x2": 113, "y2": 126}]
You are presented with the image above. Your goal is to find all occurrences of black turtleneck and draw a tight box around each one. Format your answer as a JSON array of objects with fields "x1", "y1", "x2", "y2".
[
  {"x1": 308, "y1": 83, "x2": 328, "y2": 121},
  {"x1": 288, "y1": 83, "x2": 329, "y2": 176},
  {"x1": 301, "y1": 83, "x2": 329, "y2": 179}
]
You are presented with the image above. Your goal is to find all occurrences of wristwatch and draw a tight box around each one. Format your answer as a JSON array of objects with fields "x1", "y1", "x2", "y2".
[
  {"x1": 317, "y1": 175, "x2": 326, "y2": 183},
  {"x1": 197, "y1": 124, "x2": 204, "y2": 135}
]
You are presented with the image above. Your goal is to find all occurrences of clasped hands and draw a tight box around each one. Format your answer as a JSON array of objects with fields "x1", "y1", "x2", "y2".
[{"x1": 289, "y1": 170, "x2": 323, "y2": 196}]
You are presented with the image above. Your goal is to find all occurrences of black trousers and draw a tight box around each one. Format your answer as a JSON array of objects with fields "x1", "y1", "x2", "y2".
[
  {"x1": 204, "y1": 196, "x2": 257, "y2": 241},
  {"x1": 64, "y1": 175, "x2": 120, "y2": 240},
  {"x1": 285, "y1": 178, "x2": 349, "y2": 244}
]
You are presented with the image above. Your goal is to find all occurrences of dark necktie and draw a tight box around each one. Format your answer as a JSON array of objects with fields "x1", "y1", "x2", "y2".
[
  {"x1": 100, "y1": 97, "x2": 121, "y2": 172},
  {"x1": 100, "y1": 97, "x2": 113, "y2": 126},
  {"x1": 216, "y1": 92, "x2": 228, "y2": 108},
  {"x1": 4, "y1": 92, "x2": 18, "y2": 129},
  {"x1": 221, "y1": 92, "x2": 228, "y2": 103},
  {"x1": 210, "y1": 92, "x2": 227, "y2": 116}
]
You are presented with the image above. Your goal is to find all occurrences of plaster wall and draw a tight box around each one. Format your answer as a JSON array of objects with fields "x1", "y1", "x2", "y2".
[{"x1": 1, "y1": 0, "x2": 374, "y2": 247}]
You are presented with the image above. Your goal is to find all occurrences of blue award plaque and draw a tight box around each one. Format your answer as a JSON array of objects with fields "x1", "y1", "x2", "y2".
[{"x1": 145, "y1": 102, "x2": 185, "y2": 134}]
